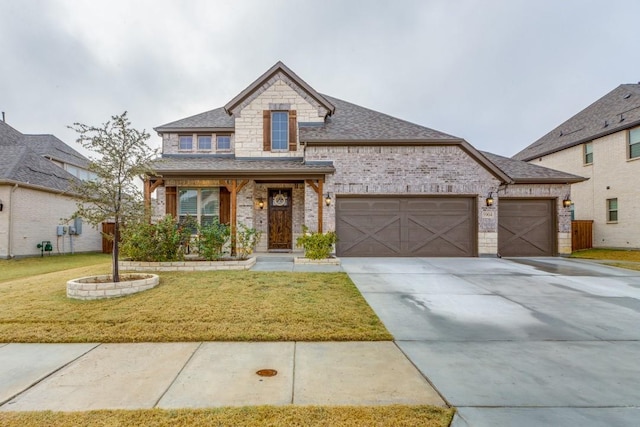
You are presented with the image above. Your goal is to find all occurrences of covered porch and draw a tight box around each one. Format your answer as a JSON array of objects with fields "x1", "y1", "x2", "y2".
[{"x1": 144, "y1": 158, "x2": 335, "y2": 255}]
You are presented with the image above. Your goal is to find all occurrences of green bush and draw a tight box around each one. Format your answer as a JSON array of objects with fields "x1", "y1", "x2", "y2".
[
  {"x1": 120, "y1": 215, "x2": 195, "y2": 262},
  {"x1": 296, "y1": 225, "x2": 337, "y2": 260},
  {"x1": 197, "y1": 219, "x2": 230, "y2": 261},
  {"x1": 236, "y1": 223, "x2": 262, "y2": 260}
]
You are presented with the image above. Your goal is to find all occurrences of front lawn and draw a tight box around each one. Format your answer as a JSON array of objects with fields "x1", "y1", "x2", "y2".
[
  {"x1": 570, "y1": 248, "x2": 640, "y2": 271},
  {"x1": 0, "y1": 406, "x2": 455, "y2": 427},
  {"x1": 0, "y1": 266, "x2": 392, "y2": 342},
  {"x1": 0, "y1": 253, "x2": 111, "y2": 283}
]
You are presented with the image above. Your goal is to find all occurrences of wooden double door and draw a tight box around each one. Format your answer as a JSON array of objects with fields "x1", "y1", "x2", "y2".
[{"x1": 268, "y1": 189, "x2": 293, "y2": 250}]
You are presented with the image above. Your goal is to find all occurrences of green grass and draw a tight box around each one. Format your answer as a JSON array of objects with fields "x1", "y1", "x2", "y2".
[
  {"x1": 0, "y1": 266, "x2": 392, "y2": 342},
  {"x1": 0, "y1": 253, "x2": 111, "y2": 283},
  {"x1": 0, "y1": 406, "x2": 455, "y2": 427},
  {"x1": 570, "y1": 248, "x2": 640, "y2": 271}
]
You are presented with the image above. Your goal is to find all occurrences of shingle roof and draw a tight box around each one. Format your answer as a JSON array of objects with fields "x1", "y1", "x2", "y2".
[
  {"x1": 482, "y1": 151, "x2": 585, "y2": 183},
  {"x1": 513, "y1": 83, "x2": 640, "y2": 161},
  {"x1": 0, "y1": 121, "x2": 81, "y2": 192},
  {"x1": 299, "y1": 95, "x2": 459, "y2": 142},
  {"x1": 154, "y1": 107, "x2": 235, "y2": 132},
  {"x1": 152, "y1": 156, "x2": 334, "y2": 177},
  {"x1": 23, "y1": 134, "x2": 89, "y2": 168}
]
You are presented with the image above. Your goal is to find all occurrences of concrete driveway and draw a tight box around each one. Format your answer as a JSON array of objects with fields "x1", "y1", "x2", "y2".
[{"x1": 342, "y1": 257, "x2": 640, "y2": 427}]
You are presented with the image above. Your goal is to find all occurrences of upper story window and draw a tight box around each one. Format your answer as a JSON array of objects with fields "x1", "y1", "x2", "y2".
[
  {"x1": 263, "y1": 110, "x2": 296, "y2": 152},
  {"x1": 584, "y1": 142, "x2": 593, "y2": 164},
  {"x1": 197, "y1": 135, "x2": 212, "y2": 150},
  {"x1": 629, "y1": 127, "x2": 640, "y2": 159},
  {"x1": 217, "y1": 135, "x2": 231, "y2": 151},
  {"x1": 607, "y1": 198, "x2": 618, "y2": 222},
  {"x1": 179, "y1": 135, "x2": 193, "y2": 150},
  {"x1": 271, "y1": 112, "x2": 289, "y2": 150}
]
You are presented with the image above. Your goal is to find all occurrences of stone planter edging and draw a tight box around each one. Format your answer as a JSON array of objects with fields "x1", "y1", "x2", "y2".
[
  {"x1": 67, "y1": 274, "x2": 159, "y2": 300},
  {"x1": 118, "y1": 256, "x2": 256, "y2": 272},
  {"x1": 294, "y1": 257, "x2": 341, "y2": 265}
]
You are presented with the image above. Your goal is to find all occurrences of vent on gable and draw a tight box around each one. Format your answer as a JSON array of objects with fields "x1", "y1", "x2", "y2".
[{"x1": 624, "y1": 93, "x2": 631, "y2": 99}]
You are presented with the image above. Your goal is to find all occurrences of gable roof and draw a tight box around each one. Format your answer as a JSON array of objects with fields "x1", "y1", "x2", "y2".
[
  {"x1": 155, "y1": 107, "x2": 235, "y2": 133},
  {"x1": 0, "y1": 120, "x2": 81, "y2": 192},
  {"x1": 513, "y1": 83, "x2": 640, "y2": 161},
  {"x1": 224, "y1": 61, "x2": 335, "y2": 116},
  {"x1": 482, "y1": 151, "x2": 585, "y2": 184}
]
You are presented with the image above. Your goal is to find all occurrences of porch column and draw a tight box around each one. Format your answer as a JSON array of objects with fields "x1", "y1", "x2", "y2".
[
  {"x1": 305, "y1": 179, "x2": 324, "y2": 233},
  {"x1": 143, "y1": 178, "x2": 164, "y2": 221},
  {"x1": 225, "y1": 179, "x2": 249, "y2": 256}
]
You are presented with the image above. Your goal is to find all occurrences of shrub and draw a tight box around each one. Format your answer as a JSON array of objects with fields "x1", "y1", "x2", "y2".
[
  {"x1": 236, "y1": 223, "x2": 262, "y2": 260},
  {"x1": 296, "y1": 225, "x2": 337, "y2": 259},
  {"x1": 120, "y1": 215, "x2": 194, "y2": 262},
  {"x1": 197, "y1": 219, "x2": 230, "y2": 261}
]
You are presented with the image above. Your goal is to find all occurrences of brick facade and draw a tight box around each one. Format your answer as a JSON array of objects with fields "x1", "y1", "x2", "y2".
[{"x1": 0, "y1": 185, "x2": 102, "y2": 258}]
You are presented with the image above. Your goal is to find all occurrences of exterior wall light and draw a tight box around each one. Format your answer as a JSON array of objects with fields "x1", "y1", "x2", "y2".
[
  {"x1": 563, "y1": 197, "x2": 572, "y2": 208},
  {"x1": 0, "y1": 199, "x2": 3, "y2": 212},
  {"x1": 486, "y1": 192, "x2": 494, "y2": 207},
  {"x1": 257, "y1": 198, "x2": 264, "y2": 209},
  {"x1": 325, "y1": 193, "x2": 332, "y2": 207}
]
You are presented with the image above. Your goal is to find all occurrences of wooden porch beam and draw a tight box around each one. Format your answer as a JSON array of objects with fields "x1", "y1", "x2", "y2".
[
  {"x1": 317, "y1": 179, "x2": 323, "y2": 233},
  {"x1": 230, "y1": 180, "x2": 237, "y2": 256}
]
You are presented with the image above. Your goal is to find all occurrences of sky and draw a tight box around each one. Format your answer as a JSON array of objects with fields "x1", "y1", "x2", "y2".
[{"x1": 1, "y1": 0, "x2": 639, "y2": 158}]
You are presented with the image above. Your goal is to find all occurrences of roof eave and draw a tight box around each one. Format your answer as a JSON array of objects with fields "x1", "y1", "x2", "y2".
[
  {"x1": 0, "y1": 178, "x2": 78, "y2": 195},
  {"x1": 520, "y1": 117, "x2": 640, "y2": 161},
  {"x1": 510, "y1": 177, "x2": 587, "y2": 184},
  {"x1": 154, "y1": 127, "x2": 235, "y2": 134}
]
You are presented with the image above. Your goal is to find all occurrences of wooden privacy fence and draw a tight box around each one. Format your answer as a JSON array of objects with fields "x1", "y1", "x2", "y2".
[
  {"x1": 102, "y1": 222, "x2": 115, "y2": 254},
  {"x1": 571, "y1": 220, "x2": 593, "y2": 252}
]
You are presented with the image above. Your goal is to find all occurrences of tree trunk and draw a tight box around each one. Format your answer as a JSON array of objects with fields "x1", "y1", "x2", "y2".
[{"x1": 112, "y1": 221, "x2": 120, "y2": 282}]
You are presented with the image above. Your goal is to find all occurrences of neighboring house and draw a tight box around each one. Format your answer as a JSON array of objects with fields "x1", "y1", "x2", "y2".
[
  {"x1": 147, "y1": 61, "x2": 583, "y2": 257},
  {"x1": 513, "y1": 83, "x2": 640, "y2": 249},
  {"x1": 0, "y1": 119, "x2": 102, "y2": 258}
]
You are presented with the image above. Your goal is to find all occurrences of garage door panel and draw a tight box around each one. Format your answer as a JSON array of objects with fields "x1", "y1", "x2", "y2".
[
  {"x1": 336, "y1": 197, "x2": 476, "y2": 257},
  {"x1": 498, "y1": 199, "x2": 554, "y2": 257}
]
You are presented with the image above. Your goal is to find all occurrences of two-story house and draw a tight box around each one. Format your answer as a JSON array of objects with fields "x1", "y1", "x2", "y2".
[
  {"x1": 513, "y1": 84, "x2": 640, "y2": 249},
  {"x1": 0, "y1": 119, "x2": 102, "y2": 258},
  {"x1": 147, "y1": 62, "x2": 583, "y2": 257}
]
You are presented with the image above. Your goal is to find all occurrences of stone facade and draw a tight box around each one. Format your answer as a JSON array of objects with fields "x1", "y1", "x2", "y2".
[
  {"x1": 532, "y1": 129, "x2": 640, "y2": 249},
  {"x1": 0, "y1": 184, "x2": 102, "y2": 259}
]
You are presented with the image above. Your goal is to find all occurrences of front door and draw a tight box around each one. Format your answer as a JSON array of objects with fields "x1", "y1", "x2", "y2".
[{"x1": 268, "y1": 189, "x2": 292, "y2": 250}]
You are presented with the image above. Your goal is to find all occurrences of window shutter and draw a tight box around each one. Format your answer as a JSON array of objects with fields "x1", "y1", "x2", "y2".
[
  {"x1": 165, "y1": 186, "x2": 177, "y2": 217},
  {"x1": 219, "y1": 187, "x2": 231, "y2": 224},
  {"x1": 263, "y1": 110, "x2": 271, "y2": 151},
  {"x1": 288, "y1": 110, "x2": 297, "y2": 151}
]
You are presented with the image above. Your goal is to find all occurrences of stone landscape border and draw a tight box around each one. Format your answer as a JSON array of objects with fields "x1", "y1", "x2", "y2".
[
  {"x1": 294, "y1": 257, "x2": 341, "y2": 265},
  {"x1": 67, "y1": 274, "x2": 159, "y2": 300},
  {"x1": 118, "y1": 257, "x2": 256, "y2": 272}
]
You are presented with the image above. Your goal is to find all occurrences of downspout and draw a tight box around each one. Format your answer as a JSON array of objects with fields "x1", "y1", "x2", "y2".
[{"x1": 8, "y1": 184, "x2": 18, "y2": 258}]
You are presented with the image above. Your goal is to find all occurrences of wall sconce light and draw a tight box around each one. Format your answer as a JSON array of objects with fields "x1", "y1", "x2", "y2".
[
  {"x1": 563, "y1": 196, "x2": 572, "y2": 208},
  {"x1": 325, "y1": 193, "x2": 332, "y2": 207},
  {"x1": 0, "y1": 199, "x2": 3, "y2": 212},
  {"x1": 486, "y1": 192, "x2": 494, "y2": 207},
  {"x1": 257, "y1": 198, "x2": 264, "y2": 210}
]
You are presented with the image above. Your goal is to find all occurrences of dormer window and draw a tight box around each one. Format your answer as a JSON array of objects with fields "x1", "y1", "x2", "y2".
[
  {"x1": 197, "y1": 135, "x2": 212, "y2": 150},
  {"x1": 179, "y1": 135, "x2": 193, "y2": 150},
  {"x1": 217, "y1": 135, "x2": 231, "y2": 151}
]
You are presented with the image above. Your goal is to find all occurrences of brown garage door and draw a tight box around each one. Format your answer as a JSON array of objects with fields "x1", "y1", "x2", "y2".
[
  {"x1": 498, "y1": 199, "x2": 555, "y2": 257},
  {"x1": 336, "y1": 196, "x2": 476, "y2": 257}
]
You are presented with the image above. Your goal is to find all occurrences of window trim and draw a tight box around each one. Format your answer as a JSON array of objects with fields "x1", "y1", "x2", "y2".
[
  {"x1": 216, "y1": 134, "x2": 232, "y2": 151},
  {"x1": 178, "y1": 135, "x2": 193, "y2": 151},
  {"x1": 629, "y1": 126, "x2": 640, "y2": 159},
  {"x1": 606, "y1": 198, "x2": 618, "y2": 223},
  {"x1": 584, "y1": 142, "x2": 593, "y2": 165}
]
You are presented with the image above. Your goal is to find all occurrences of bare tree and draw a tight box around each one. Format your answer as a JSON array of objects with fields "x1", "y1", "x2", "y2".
[{"x1": 70, "y1": 112, "x2": 157, "y2": 282}]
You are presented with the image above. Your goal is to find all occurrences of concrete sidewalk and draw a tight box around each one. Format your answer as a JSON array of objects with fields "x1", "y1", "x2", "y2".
[{"x1": 0, "y1": 342, "x2": 445, "y2": 412}]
